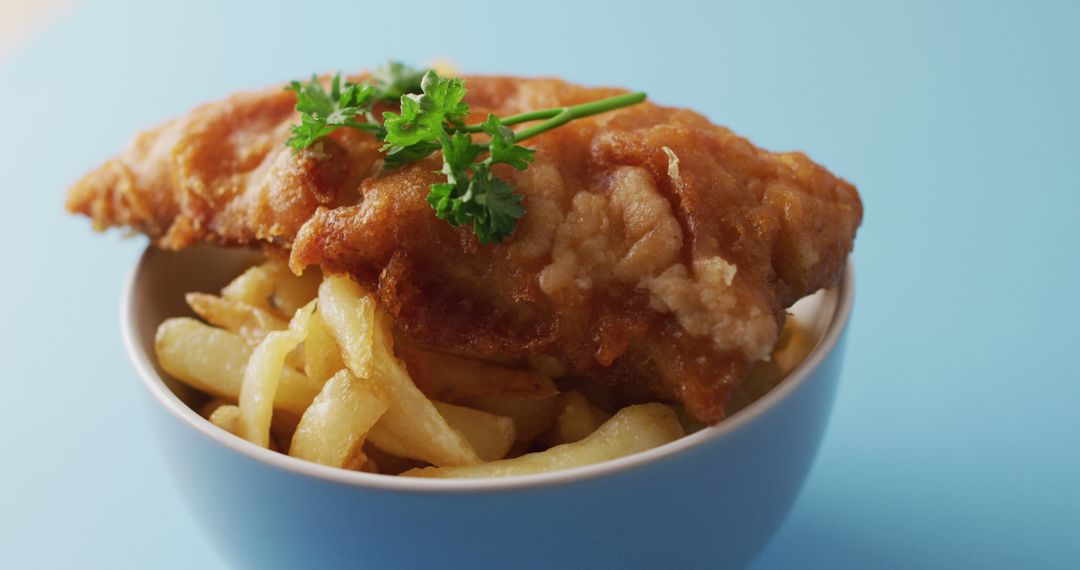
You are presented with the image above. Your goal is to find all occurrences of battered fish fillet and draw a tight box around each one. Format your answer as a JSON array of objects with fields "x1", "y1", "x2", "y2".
[{"x1": 67, "y1": 74, "x2": 862, "y2": 424}]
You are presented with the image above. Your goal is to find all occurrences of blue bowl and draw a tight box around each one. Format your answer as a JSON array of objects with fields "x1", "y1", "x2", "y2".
[{"x1": 122, "y1": 245, "x2": 854, "y2": 569}]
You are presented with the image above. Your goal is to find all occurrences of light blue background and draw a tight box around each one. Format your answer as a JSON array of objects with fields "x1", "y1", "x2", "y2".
[{"x1": 2, "y1": 0, "x2": 1076, "y2": 567}]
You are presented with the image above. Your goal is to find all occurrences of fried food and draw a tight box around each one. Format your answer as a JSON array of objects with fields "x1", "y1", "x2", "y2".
[
  {"x1": 154, "y1": 260, "x2": 813, "y2": 476},
  {"x1": 288, "y1": 369, "x2": 389, "y2": 468},
  {"x1": 237, "y1": 303, "x2": 315, "y2": 448},
  {"x1": 154, "y1": 317, "x2": 321, "y2": 416},
  {"x1": 402, "y1": 403, "x2": 684, "y2": 478},
  {"x1": 318, "y1": 275, "x2": 482, "y2": 467},
  {"x1": 69, "y1": 74, "x2": 861, "y2": 424},
  {"x1": 543, "y1": 390, "x2": 612, "y2": 446}
]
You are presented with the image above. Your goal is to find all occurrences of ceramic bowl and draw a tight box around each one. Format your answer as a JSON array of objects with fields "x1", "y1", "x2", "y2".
[{"x1": 121, "y1": 245, "x2": 854, "y2": 569}]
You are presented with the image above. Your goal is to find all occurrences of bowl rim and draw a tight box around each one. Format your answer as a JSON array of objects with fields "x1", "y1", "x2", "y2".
[{"x1": 121, "y1": 246, "x2": 854, "y2": 494}]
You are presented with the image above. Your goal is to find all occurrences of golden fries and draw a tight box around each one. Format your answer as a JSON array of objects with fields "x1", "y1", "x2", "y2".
[
  {"x1": 198, "y1": 398, "x2": 231, "y2": 419},
  {"x1": 403, "y1": 403, "x2": 684, "y2": 478},
  {"x1": 237, "y1": 303, "x2": 315, "y2": 448},
  {"x1": 304, "y1": 309, "x2": 345, "y2": 384},
  {"x1": 272, "y1": 268, "x2": 322, "y2": 316},
  {"x1": 367, "y1": 403, "x2": 517, "y2": 463},
  {"x1": 397, "y1": 343, "x2": 559, "y2": 402},
  {"x1": 319, "y1": 275, "x2": 480, "y2": 467},
  {"x1": 157, "y1": 257, "x2": 810, "y2": 478},
  {"x1": 317, "y1": 275, "x2": 377, "y2": 379},
  {"x1": 289, "y1": 370, "x2": 389, "y2": 468},
  {"x1": 185, "y1": 292, "x2": 288, "y2": 344},
  {"x1": 156, "y1": 319, "x2": 249, "y2": 396},
  {"x1": 155, "y1": 318, "x2": 321, "y2": 416},
  {"x1": 459, "y1": 392, "x2": 560, "y2": 442},
  {"x1": 544, "y1": 390, "x2": 612, "y2": 446},
  {"x1": 431, "y1": 402, "x2": 516, "y2": 462},
  {"x1": 221, "y1": 261, "x2": 282, "y2": 313},
  {"x1": 772, "y1": 319, "x2": 816, "y2": 373},
  {"x1": 207, "y1": 404, "x2": 241, "y2": 435}
]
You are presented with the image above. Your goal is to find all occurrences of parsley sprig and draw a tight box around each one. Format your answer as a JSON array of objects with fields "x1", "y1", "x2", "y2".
[
  {"x1": 284, "y1": 75, "x2": 378, "y2": 149},
  {"x1": 285, "y1": 64, "x2": 646, "y2": 243},
  {"x1": 284, "y1": 62, "x2": 425, "y2": 149}
]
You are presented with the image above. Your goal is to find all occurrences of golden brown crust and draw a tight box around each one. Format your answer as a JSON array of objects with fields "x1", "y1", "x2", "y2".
[{"x1": 66, "y1": 73, "x2": 862, "y2": 423}]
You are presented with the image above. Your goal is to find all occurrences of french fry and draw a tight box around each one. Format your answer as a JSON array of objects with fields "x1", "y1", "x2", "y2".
[
  {"x1": 396, "y1": 343, "x2": 559, "y2": 402},
  {"x1": 343, "y1": 452, "x2": 381, "y2": 474},
  {"x1": 289, "y1": 370, "x2": 389, "y2": 468},
  {"x1": 207, "y1": 404, "x2": 240, "y2": 435},
  {"x1": 221, "y1": 261, "x2": 282, "y2": 313},
  {"x1": 207, "y1": 404, "x2": 282, "y2": 451},
  {"x1": 544, "y1": 390, "x2": 612, "y2": 446},
  {"x1": 458, "y1": 392, "x2": 560, "y2": 443},
  {"x1": 364, "y1": 425, "x2": 411, "y2": 461},
  {"x1": 304, "y1": 309, "x2": 345, "y2": 384},
  {"x1": 368, "y1": 402, "x2": 515, "y2": 462},
  {"x1": 403, "y1": 403, "x2": 684, "y2": 478},
  {"x1": 772, "y1": 319, "x2": 816, "y2": 373},
  {"x1": 238, "y1": 303, "x2": 315, "y2": 448},
  {"x1": 433, "y1": 402, "x2": 516, "y2": 461},
  {"x1": 198, "y1": 398, "x2": 232, "y2": 419},
  {"x1": 318, "y1": 275, "x2": 376, "y2": 378},
  {"x1": 272, "y1": 267, "x2": 322, "y2": 316},
  {"x1": 155, "y1": 318, "x2": 320, "y2": 416},
  {"x1": 319, "y1": 275, "x2": 480, "y2": 467},
  {"x1": 185, "y1": 292, "x2": 288, "y2": 344}
]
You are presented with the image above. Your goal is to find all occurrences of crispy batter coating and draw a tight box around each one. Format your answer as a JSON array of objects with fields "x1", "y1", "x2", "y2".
[{"x1": 67, "y1": 74, "x2": 862, "y2": 423}]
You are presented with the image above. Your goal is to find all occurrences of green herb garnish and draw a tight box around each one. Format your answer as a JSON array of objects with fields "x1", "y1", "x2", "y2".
[
  {"x1": 286, "y1": 63, "x2": 646, "y2": 243},
  {"x1": 284, "y1": 61, "x2": 425, "y2": 149},
  {"x1": 284, "y1": 74, "x2": 378, "y2": 149},
  {"x1": 368, "y1": 61, "x2": 427, "y2": 101}
]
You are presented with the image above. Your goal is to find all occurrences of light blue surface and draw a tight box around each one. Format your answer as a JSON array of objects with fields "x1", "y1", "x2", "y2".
[{"x1": 0, "y1": 0, "x2": 1076, "y2": 568}]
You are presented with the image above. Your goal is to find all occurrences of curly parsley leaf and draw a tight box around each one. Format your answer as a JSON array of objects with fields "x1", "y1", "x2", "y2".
[
  {"x1": 383, "y1": 139, "x2": 442, "y2": 169},
  {"x1": 285, "y1": 73, "x2": 377, "y2": 150},
  {"x1": 427, "y1": 132, "x2": 481, "y2": 219},
  {"x1": 481, "y1": 114, "x2": 534, "y2": 170},
  {"x1": 425, "y1": 123, "x2": 526, "y2": 243},
  {"x1": 419, "y1": 71, "x2": 470, "y2": 125},
  {"x1": 382, "y1": 71, "x2": 470, "y2": 149},
  {"x1": 381, "y1": 94, "x2": 436, "y2": 149},
  {"x1": 468, "y1": 164, "x2": 525, "y2": 243},
  {"x1": 439, "y1": 131, "x2": 484, "y2": 185}
]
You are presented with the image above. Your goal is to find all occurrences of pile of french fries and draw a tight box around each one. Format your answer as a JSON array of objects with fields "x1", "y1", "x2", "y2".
[{"x1": 155, "y1": 259, "x2": 810, "y2": 477}]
